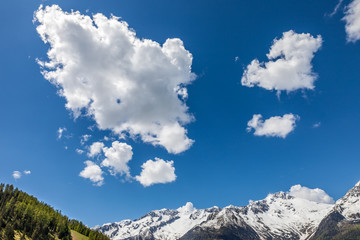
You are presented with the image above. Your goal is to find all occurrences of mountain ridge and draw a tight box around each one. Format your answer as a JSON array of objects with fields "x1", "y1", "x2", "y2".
[{"x1": 95, "y1": 181, "x2": 360, "y2": 240}]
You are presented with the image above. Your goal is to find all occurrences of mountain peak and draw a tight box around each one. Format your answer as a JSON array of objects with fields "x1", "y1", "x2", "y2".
[
  {"x1": 333, "y1": 181, "x2": 360, "y2": 221},
  {"x1": 95, "y1": 184, "x2": 360, "y2": 240},
  {"x1": 355, "y1": 180, "x2": 360, "y2": 187}
]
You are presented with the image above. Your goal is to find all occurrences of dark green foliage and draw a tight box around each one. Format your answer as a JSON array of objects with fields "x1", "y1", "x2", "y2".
[
  {"x1": 3, "y1": 223, "x2": 14, "y2": 240},
  {"x1": 0, "y1": 183, "x2": 109, "y2": 240},
  {"x1": 332, "y1": 224, "x2": 360, "y2": 240},
  {"x1": 0, "y1": 183, "x2": 70, "y2": 239}
]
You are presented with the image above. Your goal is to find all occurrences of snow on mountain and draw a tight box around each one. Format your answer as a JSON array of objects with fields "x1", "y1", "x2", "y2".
[
  {"x1": 94, "y1": 182, "x2": 360, "y2": 240},
  {"x1": 95, "y1": 191, "x2": 336, "y2": 239},
  {"x1": 94, "y1": 202, "x2": 220, "y2": 240},
  {"x1": 332, "y1": 180, "x2": 360, "y2": 221},
  {"x1": 238, "y1": 192, "x2": 333, "y2": 239},
  {"x1": 310, "y1": 181, "x2": 360, "y2": 239}
]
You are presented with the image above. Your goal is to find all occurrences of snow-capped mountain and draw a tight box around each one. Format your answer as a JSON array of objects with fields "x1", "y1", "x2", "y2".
[
  {"x1": 93, "y1": 203, "x2": 220, "y2": 240},
  {"x1": 333, "y1": 180, "x2": 360, "y2": 221},
  {"x1": 311, "y1": 181, "x2": 360, "y2": 239},
  {"x1": 95, "y1": 181, "x2": 360, "y2": 240},
  {"x1": 181, "y1": 192, "x2": 332, "y2": 240}
]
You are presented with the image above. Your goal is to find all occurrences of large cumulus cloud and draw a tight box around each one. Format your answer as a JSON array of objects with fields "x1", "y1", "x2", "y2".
[{"x1": 35, "y1": 5, "x2": 196, "y2": 154}]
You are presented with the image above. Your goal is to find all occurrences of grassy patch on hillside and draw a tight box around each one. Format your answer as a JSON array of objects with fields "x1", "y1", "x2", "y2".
[{"x1": 71, "y1": 230, "x2": 89, "y2": 240}]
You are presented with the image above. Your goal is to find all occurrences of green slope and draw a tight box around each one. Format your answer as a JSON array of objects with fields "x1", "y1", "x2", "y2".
[
  {"x1": 71, "y1": 230, "x2": 89, "y2": 240},
  {"x1": 0, "y1": 183, "x2": 109, "y2": 240}
]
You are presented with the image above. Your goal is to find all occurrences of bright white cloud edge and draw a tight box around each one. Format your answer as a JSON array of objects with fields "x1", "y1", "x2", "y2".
[
  {"x1": 79, "y1": 161, "x2": 104, "y2": 186},
  {"x1": 288, "y1": 184, "x2": 335, "y2": 204},
  {"x1": 241, "y1": 30, "x2": 322, "y2": 93},
  {"x1": 57, "y1": 127, "x2": 66, "y2": 139},
  {"x1": 135, "y1": 157, "x2": 176, "y2": 187},
  {"x1": 35, "y1": 5, "x2": 196, "y2": 154},
  {"x1": 343, "y1": 0, "x2": 360, "y2": 42},
  {"x1": 12, "y1": 171, "x2": 22, "y2": 180},
  {"x1": 88, "y1": 141, "x2": 105, "y2": 157},
  {"x1": 101, "y1": 141, "x2": 133, "y2": 177},
  {"x1": 247, "y1": 113, "x2": 299, "y2": 138}
]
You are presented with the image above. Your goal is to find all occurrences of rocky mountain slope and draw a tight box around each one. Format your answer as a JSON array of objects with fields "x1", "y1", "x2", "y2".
[
  {"x1": 94, "y1": 181, "x2": 360, "y2": 240},
  {"x1": 311, "y1": 181, "x2": 360, "y2": 239}
]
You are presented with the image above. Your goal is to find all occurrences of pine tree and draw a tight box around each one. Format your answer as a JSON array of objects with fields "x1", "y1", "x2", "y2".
[{"x1": 3, "y1": 223, "x2": 14, "y2": 240}]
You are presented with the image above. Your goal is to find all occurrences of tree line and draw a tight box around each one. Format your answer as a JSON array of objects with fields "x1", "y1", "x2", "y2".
[{"x1": 0, "y1": 183, "x2": 109, "y2": 240}]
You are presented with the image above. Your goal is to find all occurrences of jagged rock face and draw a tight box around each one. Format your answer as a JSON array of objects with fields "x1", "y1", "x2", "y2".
[
  {"x1": 333, "y1": 181, "x2": 360, "y2": 221},
  {"x1": 95, "y1": 181, "x2": 360, "y2": 240},
  {"x1": 310, "y1": 181, "x2": 360, "y2": 239},
  {"x1": 180, "y1": 225, "x2": 260, "y2": 240},
  {"x1": 180, "y1": 207, "x2": 260, "y2": 240},
  {"x1": 237, "y1": 192, "x2": 333, "y2": 240},
  {"x1": 310, "y1": 211, "x2": 345, "y2": 240},
  {"x1": 95, "y1": 195, "x2": 333, "y2": 240}
]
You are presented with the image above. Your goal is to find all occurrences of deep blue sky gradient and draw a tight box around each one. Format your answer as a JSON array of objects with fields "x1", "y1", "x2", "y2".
[{"x1": 1, "y1": 0, "x2": 360, "y2": 226}]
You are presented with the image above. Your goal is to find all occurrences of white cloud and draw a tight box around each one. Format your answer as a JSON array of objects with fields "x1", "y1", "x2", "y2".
[
  {"x1": 135, "y1": 157, "x2": 176, "y2": 187},
  {"x1": 79, "y1": 161, "x2": 104, "y2": 186},
  {"x1": 288, "y1": 184, "x2": 335, "y2": 204},
  {"x1": 247, "y1": 114, "x2": 299, "y2": 138},
  {"x1": 177, "y1": 202, "x2": 196, "y2": 214},
  {"x1": 241, "y1": 30, "x2": 322, "y2": 93},
  {"x1": 88, "y1": 141, "x2": 105, "y2": 157},
  {"x1": 12, "y1": 170, "x2": 31, "y2": 180},
  {"x1": 313, "y1": 122, "x2": 321, "y2": 128},
  {"x1": 328, "y1": 0, "x2": 345, "y2": 17},
  {"x1": 76, "y1": 148, "x2": 84, "y2": 154},
  {"x1": 57, "y1": 127, "x2": 66, "y2": 139},
  {"x1": 101, "y1": 141, "x2": 133, "y2": 177},
  {"x1": 343, "y1": 0, "x2": 360, "y2": 42},
  {"x1": 12, "y1": 171, "x2": 22, "y2": 180},
  {"x1": 35, "y1": 5, "x2": 195, "y2": 154},
  {"x1": 80, "y1": 134, "x2": 91, "y2": 145}
]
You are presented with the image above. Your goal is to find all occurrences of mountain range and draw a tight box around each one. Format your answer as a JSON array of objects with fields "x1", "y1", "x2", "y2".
[{"x1": 94, "y1": 181, "x2": 360, "y2": 240}]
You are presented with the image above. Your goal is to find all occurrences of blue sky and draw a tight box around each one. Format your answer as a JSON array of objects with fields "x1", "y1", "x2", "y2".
[{"x1": 1, "y1": 0, "x2": 360, "y2": 227}]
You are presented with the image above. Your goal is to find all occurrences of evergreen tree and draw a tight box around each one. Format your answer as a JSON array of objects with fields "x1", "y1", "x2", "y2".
[
  {"x1": 0, "y1": 183, "x2": 109, "y2": 240},
  {"x1": 3, "y1": 223, "x2": 14, "y2": 240}
]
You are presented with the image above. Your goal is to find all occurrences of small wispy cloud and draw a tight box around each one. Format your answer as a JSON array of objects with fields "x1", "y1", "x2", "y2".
[
  {"x1": 57, "y1": 127, "x2": 67, "y2": 139},
  {"x1": 80, "y1": 134, "x2": 92, "y2": 145},
  {"x1": 12, "y1": 171, "x2": 22, "y2": 180},
  {"x1": 313, "y1": 122, "x2": 321, "y2": 128},
  {"x1": 76, "y1": 149, "x2": 84, "y2": 154},
  {"x1": 12, "y1": 170, "x2": 31, "y2": 180},
  {"x1": 327, "y1": 0, "x2": 345, "y2": 17}
]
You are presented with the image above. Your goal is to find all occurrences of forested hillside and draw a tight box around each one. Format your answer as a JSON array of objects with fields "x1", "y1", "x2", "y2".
[{"x1": 0, "y1": 184, "x2": 109, "y2": 240}]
